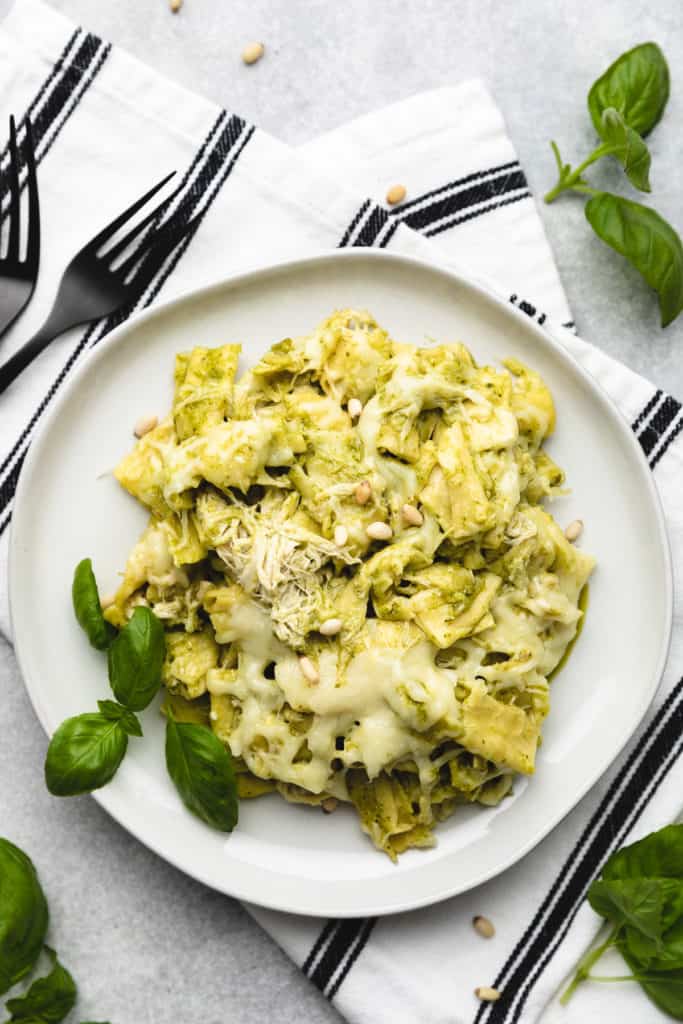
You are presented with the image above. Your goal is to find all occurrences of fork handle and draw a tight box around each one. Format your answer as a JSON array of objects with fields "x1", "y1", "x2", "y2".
[{"x1": 0, "y1": 313, "x2": 76, "y2": 395}]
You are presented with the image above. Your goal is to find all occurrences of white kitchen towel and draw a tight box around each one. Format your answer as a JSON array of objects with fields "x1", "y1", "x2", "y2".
[{"x1": 0, "y1": 3, "x2": 681, "y2": 1024}]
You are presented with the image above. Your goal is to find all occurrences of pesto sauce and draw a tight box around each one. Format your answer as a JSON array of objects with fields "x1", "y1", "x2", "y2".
[{"x1": 547, "y1": 583, "x2": 589, "y2": 683}]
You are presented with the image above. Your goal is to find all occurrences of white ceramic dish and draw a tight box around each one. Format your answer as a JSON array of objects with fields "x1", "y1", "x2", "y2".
[{"x1": 10, "y1": 250, "x2": 672, "y2": 917}]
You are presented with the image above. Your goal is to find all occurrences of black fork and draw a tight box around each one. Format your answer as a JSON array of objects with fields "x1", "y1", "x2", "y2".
[
  {"x1": 0, "y1": 172, "x2": 196, "y2": 394},
  {"x1": 0, "y1": 116, "x2": 40, "y2": 336}
]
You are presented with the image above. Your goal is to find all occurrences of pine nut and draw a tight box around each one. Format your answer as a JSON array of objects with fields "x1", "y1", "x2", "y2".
[
  {"x1": 402, "y1": 503, "x2": 424, "y2": 527},
  {"x1": 321, "y1": 797, "x2": 338, "y2": 813},
  {"x1": 355, "y1": 480, "x2": 372, "y2": 504},
  {"x1": 99, "y1": 592, "x2": 116, "y2": 610},
  {"x1": 334, "y1": 525, "x2": 348, "y2": 546},
  {"x1": 564, "y1": 519, "x2": 583, "y2": 542},
  {"x1": 242, "y1": 41, "x2": 265, "y2": 65},
  {"x1": 134, "y1": 414, "x2": 158, "y2": 438},
  {"x1": 299, "y1": 656, "x2": 320, "y2": 684},
  {"x1": 472, "y1": 915, "x2": 495, "y2": 939},
  {"x1": 169, "y1": 0, "x2": 182, "y2": 11},
  {"x1": 366, "y1": 521, "x2": 392, "y2": 541},
  {"x1": 475, "y1": 987, "x2": 501, "y2": 1002},
  {"x1": 348, "y1": 398, "x2": 363, "y2": 419},
  {"x1": 209, "y1": 710, "x2": 218, "y2": 721},
  {"x1": 320, "y1": 618, "x2": 342, "y2": 636},
  {"x1": 386, "y1": 184, "x2": 407, "y2": 205}
]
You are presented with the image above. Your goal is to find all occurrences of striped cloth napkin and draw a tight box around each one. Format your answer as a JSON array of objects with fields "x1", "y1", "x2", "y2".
[{"x1": 1, "y1": 2, "x2": 681, "y2": 1022}]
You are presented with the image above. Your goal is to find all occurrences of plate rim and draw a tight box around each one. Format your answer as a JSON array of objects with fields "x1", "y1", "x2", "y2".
[{"x1": 9, "y1": 248, "x2": 674, "y2": 916}]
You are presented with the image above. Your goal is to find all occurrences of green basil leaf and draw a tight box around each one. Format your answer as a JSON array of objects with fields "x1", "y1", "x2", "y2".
[
  {"x1": 600, "y1": 107, "x2": 651, "y2": 192},
  {"x1": 618, "y1": 942, "x2": 683, "y2": 1018},
  {"x1": 6, "y1": 947, "x2": 77, "y2": 1023},
  {"x1": 97, "y1": 700, "x2": 143, "y2": 738},
  {"x1": 45, "y1": 714, "x2": 128, "y2": 796},
  {"x1": 588, "y1": 42, "x2": 670, "y2": 138},
  {"x1": 585, "y1": 192, "x2": 683, "y2": 327},
  {"x1": 589, "y1": 877, "x2": 681, "y2": 959},
  {"x1": 646, "y1": 917, "x2": 683, "y2": 972},
  {"x1": 603, "y1": 824, "x2": 683, "y2": 883},
  {"x1": 165, "y1": 717, "x2": 238, "y2": 832},
  {"x1": 107, "y1": 606, "x2": 165, "y2": 711},
  {"x1": 72, "y1": 560, "x2": 116, "y2": 652},
  {"x1": 0, "y1": 840, "x2": 48, "y2": 996}
]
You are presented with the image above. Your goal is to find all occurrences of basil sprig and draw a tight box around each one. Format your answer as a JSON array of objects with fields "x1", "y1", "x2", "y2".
[
  {"x1": 0, "y1": 839, "x2": 48, "y2": 996},
  {"x1": 5, "y1": 947, "x2": 76, "y2": 1023},
  {"x1": 562, "y1": 824, "x2": 683, "y2": 1017},
  {"x1": 45, "y1": 564, "x2": 166, "y2": 799},
  {"x1": 1, "y1": 839, "x2": 110, "y2": 1022},
  {"x1": 49, "y1": 558, "x2": 239, "y2": 837},
  {"x1": 107, "y1": 606, "x2": 165, "y2": 711},
  {"x1": 544, "y1": 41, "x2": 682, "y2": 326},
  {"x1": 71, "y1": 559, "x2": 115, "y2": 651},
  {"x1": 165, "y1": 713, "x2": 238, "y2": 832}
]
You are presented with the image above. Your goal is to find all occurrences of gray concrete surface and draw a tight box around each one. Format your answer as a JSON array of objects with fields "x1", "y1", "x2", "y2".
[{"x1": 2, "y1": 2, "x2": 683, "y2": 1022}]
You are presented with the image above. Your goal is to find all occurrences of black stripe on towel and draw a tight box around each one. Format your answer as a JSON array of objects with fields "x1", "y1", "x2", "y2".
[
  {"x1": 638, "y1": 395, "x2": 681, "y2": 458},
  {"x1": 0, "y1": 27, "x2": 79, "y2": 172},
  {"x1": 306, "y1": 918, "x2": 375, "y2": 996},
  {"x1": 394, "y1": 160, "x2": 521, "y2": 215},
  {"x1": 326, "y1": 918, "x2": 377, "y2": 999},
  {"x1": 338, "y1": 199, "x2": 372, "y2": 247},
  {"x1": 0, "y1": 30, "x2": 110, "y2": 214},
  {"x1": 476, "y1": 675, "x2": 683, "y2": 1024},
  {"x1": 424, "y1": 191, "x2": 530, "y2": 237},
  {"x1": 338, "y1": 200, "x2": 397, "y2": 249},
  {"x1": 395, "y1": 167, "x2": 528, "y2": 235},
  {"x1": 631, "y1": 389, "x2": 663, "y2": 434},
  {"x1": 509, "y1": 294, "x2": 550, "y2": 327},
  {"x1": 302, "y1": 919, "x2": 339, "y2": 977},
  {"x1": 0, "y1": 114, "x2": 255, "y2": 529},
  {"x1": 651, "y1": 415, "x2": 683, "y2": 469},
  {"x1": 338, "y1": 161, "x2": 528, "y2": 250}
]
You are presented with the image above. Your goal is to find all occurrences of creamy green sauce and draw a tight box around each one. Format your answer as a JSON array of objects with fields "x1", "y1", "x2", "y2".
[{"x1": 547, "y1": 583, "x2": 589, "y2": 683}]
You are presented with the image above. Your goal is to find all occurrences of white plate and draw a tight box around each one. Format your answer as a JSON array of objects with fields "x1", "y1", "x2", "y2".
[{"x1": 10, "y1": 250, "x2": 672, "y2": 917}]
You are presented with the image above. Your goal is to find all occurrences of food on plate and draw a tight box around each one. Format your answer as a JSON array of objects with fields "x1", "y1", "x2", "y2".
[{"x1": 104, "y1": 309, "x2": 595, "y2": 858}]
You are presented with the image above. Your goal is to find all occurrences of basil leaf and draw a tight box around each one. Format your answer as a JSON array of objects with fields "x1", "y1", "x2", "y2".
[
  {"x1": 618, "y1": 944, "x2": 683, "y2": 1019},
  {"x1": 107, "y1": 606, "x2": 165, "y2": 711},
  {"x1": 97, "y1": 700, "x2": 143, "y2": 738},
  {"x1": 594, "y1": 824, "x2": 683, "y2": 971},
  {"x1": 165, "y1": 717, "x2": 238, "y2": 832},
  {"x1": 0, "y1": 840, "x2": 48, "y2": 996},
  {"x1": 72, "y1": 560, "x2": 116, "y2": 652},
  {"x1": 585, "y1": 192, "x2": 683, "y2": 327},
  {"x1": 589, "y1": 876, "x2": 683, "y2": 964},
  {"x1": 6, "y1": 947, "x2": 77, "y2": 1023},
  {"x1": 45, "y1": 714, "x2": 128, "y2": 796},
  {"x1": 603, "y1": 823, "x2": 683, "y2": 883},
  {"x1": 600, "y1": 108, "x2": 651, "y2": 192},
  {"x1": 588, "y1": 42, "x2": 670, "y2": 138}
]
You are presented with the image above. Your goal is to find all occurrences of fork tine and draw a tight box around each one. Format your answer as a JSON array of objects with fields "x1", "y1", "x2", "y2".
[
  {"x1": 103, "y1": 183, "x2": 184, "y2": 265},
  {"x1": 7, "y1": 116, "x2": 21, "y2": 262},
  {"x1": 83, "y1": 171, "x2": 176, "y2": 255},
  {"x1": 121, "y1": 214, "x2": 198, "y2": 287},
  {"x1": 24, "y1": 118, "x2": 40, "y2": 270}
]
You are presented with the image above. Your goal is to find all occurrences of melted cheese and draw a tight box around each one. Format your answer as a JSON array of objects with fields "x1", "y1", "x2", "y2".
[{"x1": 109, "y1": 307, "x2": 596, "y2": 857}]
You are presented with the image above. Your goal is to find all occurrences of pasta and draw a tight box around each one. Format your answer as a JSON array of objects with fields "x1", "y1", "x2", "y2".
[{"x1": 105, "y1": 309, "x2": 595, "y2": 858}]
